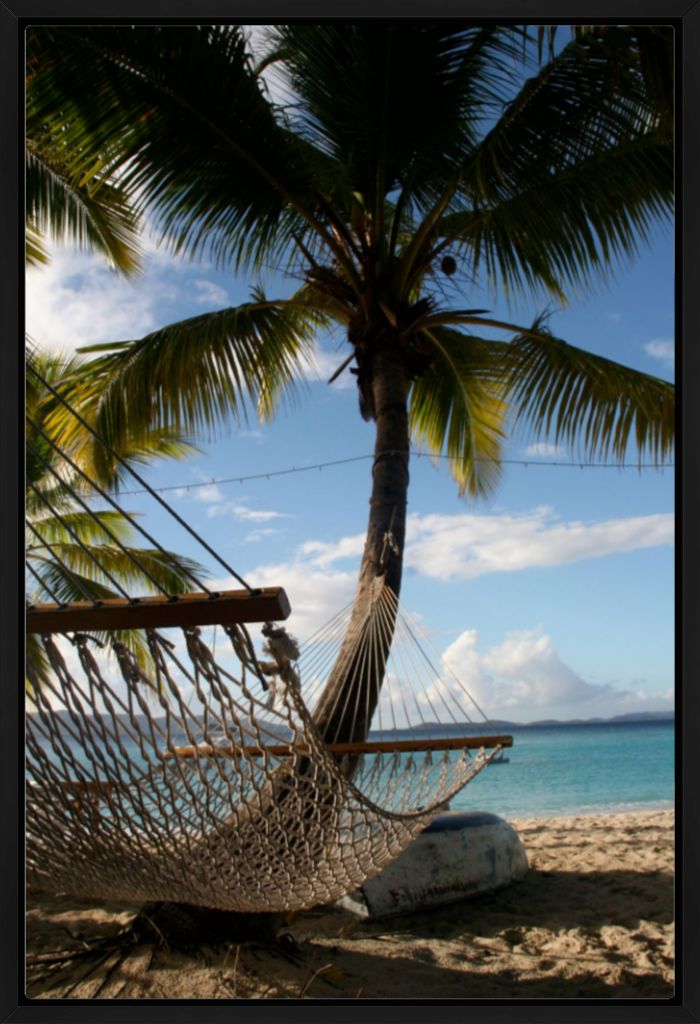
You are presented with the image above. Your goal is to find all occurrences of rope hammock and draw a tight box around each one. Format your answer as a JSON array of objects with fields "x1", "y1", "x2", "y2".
[{"x1": 25, "y1": 365, "x2": 511, "y2": 914}]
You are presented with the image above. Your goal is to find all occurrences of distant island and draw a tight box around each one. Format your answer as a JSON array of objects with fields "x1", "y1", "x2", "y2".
[
  {"x1": 401, "y1": 710, "x2": 675, "y2": 733},
  {"x1": 30, "y1": 708, "x2": 675, "y2": 739},
  {"x1": 489, "y1": 710, "x2": 675, "y2": 728},
  {"x1": 369, "y1": 710, "x2": 675, "y2": 737}
]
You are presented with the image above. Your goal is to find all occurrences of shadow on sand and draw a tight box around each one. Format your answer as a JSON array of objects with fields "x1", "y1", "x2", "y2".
[{"x1": 25, "y1": 865, "x2": 674, "y2": 1000}]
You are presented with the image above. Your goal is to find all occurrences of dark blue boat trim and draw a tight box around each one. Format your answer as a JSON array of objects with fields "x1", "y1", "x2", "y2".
[{"x1": 422, "y1": 811, "x2": 503, "y2": 833}]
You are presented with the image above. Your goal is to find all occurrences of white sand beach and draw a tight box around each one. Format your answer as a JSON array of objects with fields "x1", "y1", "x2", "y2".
[{"x1": 25, "y1": 808, "x2": 674, "y2": 1000}]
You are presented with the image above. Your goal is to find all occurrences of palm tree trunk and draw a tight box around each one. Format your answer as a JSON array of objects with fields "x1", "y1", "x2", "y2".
[
  {"x1": 312, "y1": 340, "x2": 410, "y2": 748},
  {"x1": 169, "y1": 345, "x2": 410, "y2": 931}
]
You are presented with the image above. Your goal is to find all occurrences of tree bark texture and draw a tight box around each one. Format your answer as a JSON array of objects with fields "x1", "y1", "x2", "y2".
[{"x1": 312, "y1": 340, "x2": 410, "y2": 748}]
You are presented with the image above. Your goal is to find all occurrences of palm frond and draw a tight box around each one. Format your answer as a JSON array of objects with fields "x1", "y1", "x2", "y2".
[
  {"x1": 633, "y1": 26, "x2": 674, "y2": 129},
  {"x1": 26, "y1": 509, "x2": 136, "y2": 548},
  {"x1": 27, "y1": 348, "x2": 200, "y2": 491},
  {"x1": 26, "y1": 347, "x2": 211, "y2": 697},
  {"x1": 27, "y1": 25, "x2": 345, "y2": 275},
  {"x1": 409, "y1": 327, "x2": 507, "y2": 496},
  {"x1": 26, "y1": 144, "x2": 142, "y2": 275},
  {"x1": 25, "y1": 633, "x2": 53, "y2": 697},
  {"x1": 269, "y1": 25, "x2": 522, "y2": 219},
  {"x1": 26, "y1": 225, "x2": 49, "y2": 268},
  {"x1": 26, "y1": 24, "x2": 675, "y2": 531},
  {"x1": 30, "y1": 543, "x2": 202, "y2": 598},
  {"x1": 450, "y1": 26, "x2": 673, "y2": 297},
  {"x1": 76, "y1": 291, "x2": 324, "y2": 446},
  {"x1": 46, "y1": 412, "x2": 200, "y2": 493},
  {"x1": 25, "y1": 481, "x2": 77, "y2": 519},
  {"x1": 470, "y1": 26, "x2": 671, "y2": 196},
  {"x1": 27, "y1": 546, "x2": 206, "y2": 688},
  {"x1": 505, "y1": 319, "x2": 675, "y2": 464},
  {"x1": 28, "y1": 559, "x2": 129, "y2": 605},
  {"x1": 441, "y1": 133, "x2": 671, "y2": 301}
]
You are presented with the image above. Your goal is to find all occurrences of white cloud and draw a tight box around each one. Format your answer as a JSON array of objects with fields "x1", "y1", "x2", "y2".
[
  {"x1": 482, "y1": 628, "x2": 609, "y2": 707},
  {"x1": 245, "y1": 527, "x2": 282, "y2": 543},
  {"x1": 299, "y1": 344, "x2": 357, "y2": 390},
  {"x1": 204, "y1": 506, "x2": 672, "y2": 705},
  {"x1": 202, "y1": 507, "x2": 673, "y2": 721},
  {"x1": 405, "y1": 508, "x2": 674, "y2": 582},
  {"x1": 193, "y1": 279, "x2": 230, "y2": 306},
  {"x1": 25, "y1": 223, "x2": 241, "y2": 357},
  {"x1": 206, "y1": 500, "x2": 291, "y2": 523},
  {"x1": 211, "y1": 563, "x2": 356, "y2": 641},
  {"x1": 433, "y1": 627, "x2": 672, "y2": 723},
  {"x1": 245, "y1": 25, "x2": 297, "y2": 109},
  {"x1": 175, "y1": 477, "x2": 290, "y2": 523},
  {"x1": 193, "y1": 484, "x2": 225, "y2": 503},
  {"x1": 232, "y1": 504, "x2": 290, "y2": 523},
  {"x1": 24, "y1": 226, "x2": 225, "y2": 354},
  {"x1": 433, "y1": 627, "x2": 491, "y2": 708},
  {"x1": 203, "y1": 552, "x2": 673, "y2": 722},
  {"x1": 300, "y1": 533, "x2": 366, "y2": 569},
  {"x1": 523, "y1": 443, "x2": 567, "y2": 459},
  {"x1": 26, "y1": 247, "x2": 166, "y2": 351},
  {"x1": 607, "y1": 312, "x2": 623, "y2": 324},
  {"x1": 644, "y1": 338, "x2": 674, "y2": 367},
  {"x1": 286, "y1": 507, "x2": 674, "y2": 582}
]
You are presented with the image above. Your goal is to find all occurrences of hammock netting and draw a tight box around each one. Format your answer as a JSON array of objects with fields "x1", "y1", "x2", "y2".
[{"x1": 26, "y1": 364, "x2": 507, "y2": 914}]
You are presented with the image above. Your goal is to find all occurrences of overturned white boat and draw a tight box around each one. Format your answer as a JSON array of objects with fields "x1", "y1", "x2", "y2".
[{"x1": 337, "y1": 811, "x2": 528, "y2": 919}]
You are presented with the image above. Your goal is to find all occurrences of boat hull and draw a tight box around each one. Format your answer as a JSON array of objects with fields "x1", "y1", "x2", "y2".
[{"x1": 337, "y1": 811, "x2": 528, "y2": 919}]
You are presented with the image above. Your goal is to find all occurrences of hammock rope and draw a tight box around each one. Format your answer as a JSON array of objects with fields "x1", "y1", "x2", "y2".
[
  {"x1": 26, "y1": 585, "x2": 507, "y2": 912},
  {"x1": 25, "y1": 361, "x2": 511, "y2": 913}
]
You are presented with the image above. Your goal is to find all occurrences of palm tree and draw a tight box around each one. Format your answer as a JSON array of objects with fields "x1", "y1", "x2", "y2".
[
  {"x1": 26, "y1": 24, "x2": 674, "y2": 746},
  {"x1": 26, "y1": 136, "x2": 142, "y2": 275},
  {"x1": 26, "y1": 349, "x2": 204, "y2": 693},
  {"x1": 26, "y1": 20, "x2": 142, "y2": 277}
]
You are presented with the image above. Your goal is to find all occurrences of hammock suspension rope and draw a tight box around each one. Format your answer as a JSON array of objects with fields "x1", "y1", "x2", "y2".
[{"x1": 25, "y1": 360, "x2": 511, "y2": 913}]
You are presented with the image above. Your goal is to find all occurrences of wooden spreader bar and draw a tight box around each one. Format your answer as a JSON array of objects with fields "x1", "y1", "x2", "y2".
[
  {"x1": 26, "y1": 587, "x2": 291, "y2": 634},
  {"x1": 164, "y1": 735, "x2": 513, "y2": 760},
  {"x1": 33, "y1": 737, "x2": 512, "y2": 806}
]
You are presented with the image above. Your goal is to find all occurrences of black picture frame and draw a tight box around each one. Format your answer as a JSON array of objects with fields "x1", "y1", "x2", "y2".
[{"x1": 3, "y1": 2, "x2": 696, "y2": 1021}]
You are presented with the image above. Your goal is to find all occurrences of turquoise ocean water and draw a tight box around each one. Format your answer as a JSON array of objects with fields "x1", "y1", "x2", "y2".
[
  {"x1": 450, "y1": 720, "x2": 675, "y2": 819},
  {"x1": 29, "y1": 717, "x2": 675, "y2": 822}
]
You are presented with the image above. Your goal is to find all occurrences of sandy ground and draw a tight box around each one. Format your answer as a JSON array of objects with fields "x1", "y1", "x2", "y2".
[{"x1": 25, "y1": 809, "x2": 675, "y2": 1001}]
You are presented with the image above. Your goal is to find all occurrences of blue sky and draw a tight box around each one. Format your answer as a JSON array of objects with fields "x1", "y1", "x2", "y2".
[
  {"x1": 26, "y1": 218, "x2": 674, "y2": 725},
  {"x1": 25, "y1": 27, "x2": 675, "y2": 724}
]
